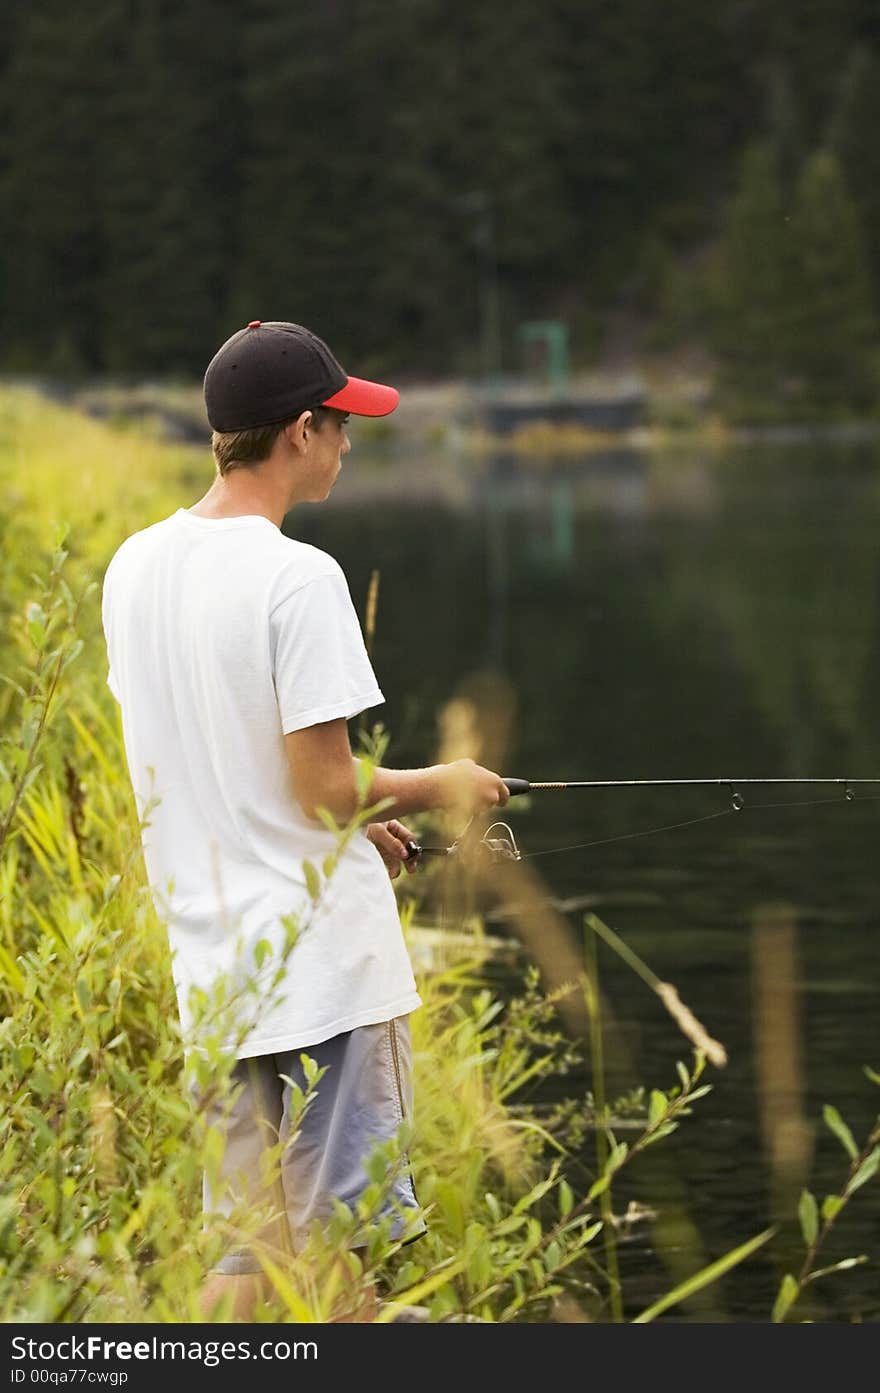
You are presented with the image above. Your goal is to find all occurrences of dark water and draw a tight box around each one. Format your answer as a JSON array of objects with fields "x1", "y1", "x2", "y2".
[{"x1": 286, "y1": 440, "x2": 880, "y2": 1322}]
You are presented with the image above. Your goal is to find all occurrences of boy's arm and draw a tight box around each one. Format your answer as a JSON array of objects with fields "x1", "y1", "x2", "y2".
[{"x1": 284, "y1": 718, "x2": 508, "y2": 822}]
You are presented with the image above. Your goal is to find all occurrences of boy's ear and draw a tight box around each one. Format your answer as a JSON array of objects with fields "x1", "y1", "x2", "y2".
[{"x1": 287, "y1": 411, "x2": 313, "y2": 453}]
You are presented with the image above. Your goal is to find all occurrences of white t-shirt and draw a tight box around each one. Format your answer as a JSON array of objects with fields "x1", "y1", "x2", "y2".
[{"x1": 101, "y1": 507, "x2": 421, "y2": 1058}]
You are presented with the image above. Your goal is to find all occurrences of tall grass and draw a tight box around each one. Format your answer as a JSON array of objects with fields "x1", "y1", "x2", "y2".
[{"x1": 0, "y1": 384, "x2": 876, "y2": 1322}]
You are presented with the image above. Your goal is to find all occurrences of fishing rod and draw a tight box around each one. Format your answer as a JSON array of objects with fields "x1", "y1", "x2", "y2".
[
  {"x1": 501, "y1": 776, "x2": 880, "y2": 808},
  {"x1": 406, "y1": 776, "x2": 880, "y2": 864}
]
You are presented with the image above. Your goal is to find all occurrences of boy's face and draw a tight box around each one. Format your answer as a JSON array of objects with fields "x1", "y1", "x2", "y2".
[{"x1": 302, "y1": 408, "x2": 351, "y2": 501}]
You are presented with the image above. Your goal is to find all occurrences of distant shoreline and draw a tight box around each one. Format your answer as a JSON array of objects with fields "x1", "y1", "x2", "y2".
[{"x1": 4, "y1": 375, "x2": 880, "y2": 457}]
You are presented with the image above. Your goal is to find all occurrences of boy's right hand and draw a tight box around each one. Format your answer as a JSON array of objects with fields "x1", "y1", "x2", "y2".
[{"x1": 437, "y1": 758, "x2": 509, "y2": 816}]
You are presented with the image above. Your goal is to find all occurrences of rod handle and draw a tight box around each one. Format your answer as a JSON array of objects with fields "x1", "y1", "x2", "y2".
[{"x1": 503, "y1": 777, "x2": 531, "y2": 796}]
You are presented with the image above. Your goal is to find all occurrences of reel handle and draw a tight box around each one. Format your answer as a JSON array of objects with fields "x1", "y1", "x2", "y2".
[{"x1": 503, "y1": 777, "x2": 531, "y2": 796}]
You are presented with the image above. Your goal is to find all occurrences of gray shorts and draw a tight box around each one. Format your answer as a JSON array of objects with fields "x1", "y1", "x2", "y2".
[{"x1": 199, "y1": 1015, "x2": 425, "y2": 1275}]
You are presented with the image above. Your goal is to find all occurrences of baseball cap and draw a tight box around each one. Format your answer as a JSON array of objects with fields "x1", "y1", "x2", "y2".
[{"x1": 203, "y1": 320, "x2": 400, "y2": 432}]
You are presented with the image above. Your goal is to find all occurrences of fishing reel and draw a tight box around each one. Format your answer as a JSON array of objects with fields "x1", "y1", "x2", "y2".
[
  {"x1": 406, "y1": 819, "x2": 522, "y2": 867},
  {"x1": 452, "y1": 820, "x2": 522, "y2": 866}
]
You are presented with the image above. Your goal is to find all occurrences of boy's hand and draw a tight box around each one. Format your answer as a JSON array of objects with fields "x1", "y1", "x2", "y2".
[
  {"x1": 367, "y1": 819, "x2": 422, "y2": 879},
  {"x1": 437, "y1": 758, "x2": 510, "y2": 817}
]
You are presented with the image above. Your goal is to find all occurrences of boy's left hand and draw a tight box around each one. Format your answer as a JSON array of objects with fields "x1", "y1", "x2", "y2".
[{"x1": 367, "y1": 819, "x2": 421, "y2": 879}]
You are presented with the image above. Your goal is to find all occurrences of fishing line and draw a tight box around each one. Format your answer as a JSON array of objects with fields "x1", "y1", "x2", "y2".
[
  {"x1": 732, "y1": 792, "x2": 880, "y2": 812},
  {"x1": 520, "y1": 791, "x2": 880, "y2": 860},
  {"x1": 522, "y1": 808, "x2": 734, "y2": 859}
]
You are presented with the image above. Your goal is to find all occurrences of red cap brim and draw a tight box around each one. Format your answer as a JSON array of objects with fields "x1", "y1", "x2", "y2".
[{"x1": 321, "y1": 375, "x2": 400, "y2": 417}]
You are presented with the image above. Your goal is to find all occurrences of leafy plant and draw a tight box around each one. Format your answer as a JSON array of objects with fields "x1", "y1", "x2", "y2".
[{"x1": 772, "y1": 1073, "x2": 880, "y2": 1323}]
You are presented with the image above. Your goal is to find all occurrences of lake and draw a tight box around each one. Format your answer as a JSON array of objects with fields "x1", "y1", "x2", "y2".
[{"x1": 285, "y1": 436, "x2": 880, "y2": 1322}]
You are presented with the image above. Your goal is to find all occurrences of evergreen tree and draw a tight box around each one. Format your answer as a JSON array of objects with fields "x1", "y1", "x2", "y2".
[
  {"x1": 96, "y1": 4, "x2": 170, "y2": 374},
  {"x1": 233, "y1": 4, "x2": 361, "y2": 357},
  {"x1": 712, "y1": 141, "x2": 797, "y2": 419},
  {"x1": 555, "y1": 0, "x2": 753, "y2": 356},
  {"x1": 235, "y1": 0, "x2": 577, "y2": 376},
  {"x1": 826, "y1": 45, "x2": 880, "y2": 299},
  {"x1": 787, "y1": 149, "x2": 878, "y2": 414},
  {"x1": 755, "y1": 0, "x2": 863, "y2": 144},
  {"x1": 0, "y1": 3, "x2": 115, "y2": 373},
  {"x1": 555, "y1": 0, "x2": 654, "y2": 301},
  {"x1": 637, "y1": 0, "x2": 753, "y2": 241},
  {"x1": 763, "y1": 64, "x2": 805, "y2": 195},
  {"x1": 425, "y1": 2, "x2": 576, "y2": 367},
  {"x1": 97, "y1": 0, "x2": 243, "y2": 375}
]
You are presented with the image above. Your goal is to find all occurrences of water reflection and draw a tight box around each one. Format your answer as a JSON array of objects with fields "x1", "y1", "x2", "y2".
[{"x1": 285, "y1": 440, "x2": 880, "y2": 1320}]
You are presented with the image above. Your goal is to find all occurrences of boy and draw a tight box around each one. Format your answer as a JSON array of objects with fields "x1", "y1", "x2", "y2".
[{"x1": 101, "y1": 320, "x2": 508, "y2": 1319}]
